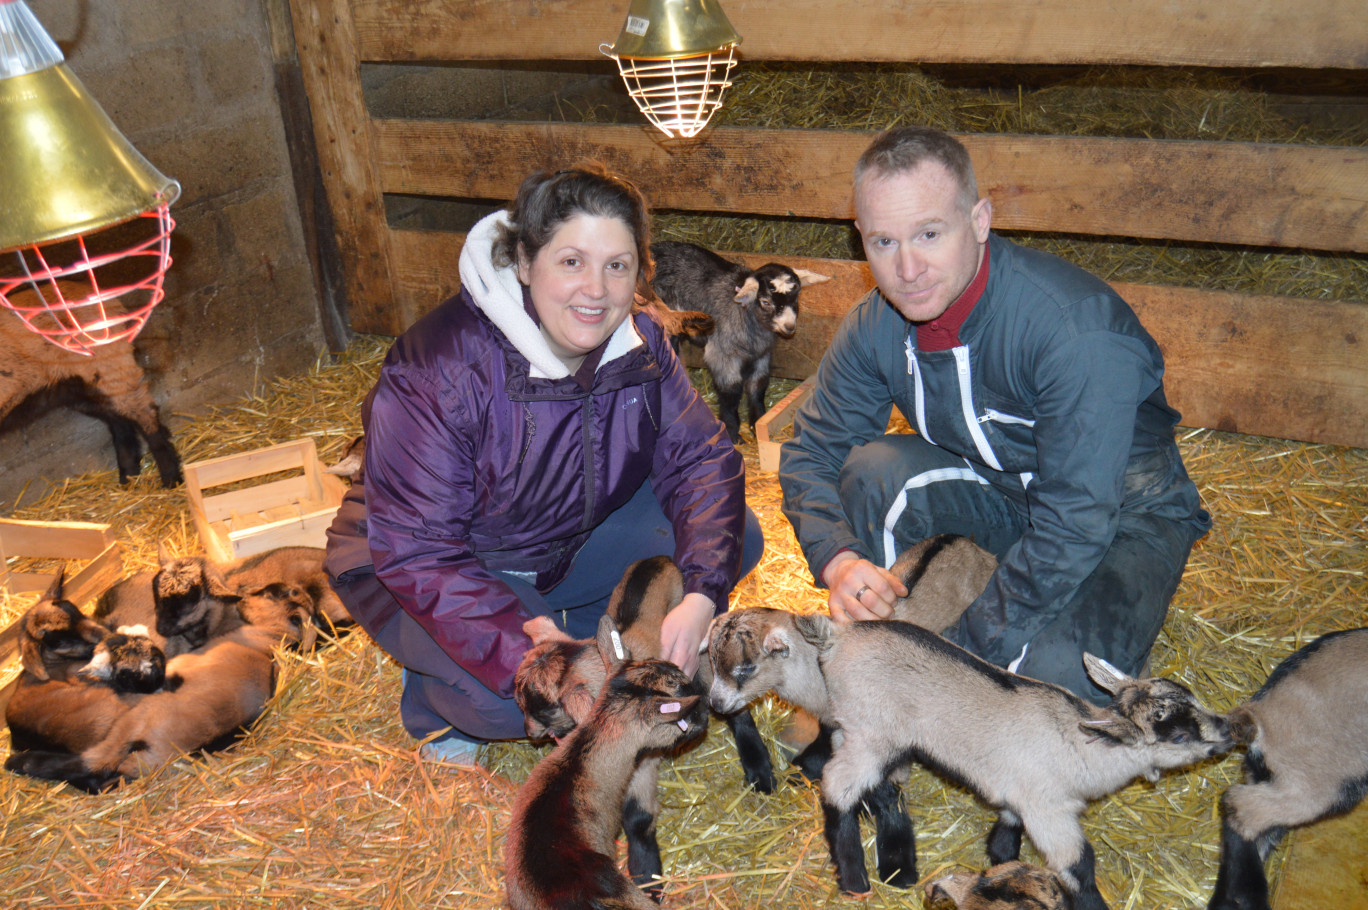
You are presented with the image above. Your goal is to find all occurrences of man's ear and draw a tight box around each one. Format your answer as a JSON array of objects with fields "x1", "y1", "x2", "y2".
[{"x1": 971, "y1": 197, "x2": 993, "y2": 243}]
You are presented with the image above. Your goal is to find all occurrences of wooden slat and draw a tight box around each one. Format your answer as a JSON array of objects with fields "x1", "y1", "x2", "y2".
[
  {"x1": 0, "y1": 519, "x2": 114, "y2": 561},
  {"x1": 351, "y1": 0, "x2": 1368, "y2": 69},
  {"x1": 384, "y1": 228, "x2": 1368, "y2": 447},
  {"x1": 289, "y1": 0, "x2": 403, "y2": 335},
  {"x1": 373, "y1": 121, "x2": 1368, "y2": 254}
]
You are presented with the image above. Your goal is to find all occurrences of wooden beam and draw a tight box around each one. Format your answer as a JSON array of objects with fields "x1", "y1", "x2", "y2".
[
  {"x1": 289, "y1": 0, "x2": 404, "y2": 335},
  {"x1": 372, "y1": 121, "x2": 1368, "y2": 253},
  {"x1": 383, "y1": 228, "x2": 1368, "y2": 447},
  {"x1": 351, "y1": 0, "x2": 1368, "y2": 69}
]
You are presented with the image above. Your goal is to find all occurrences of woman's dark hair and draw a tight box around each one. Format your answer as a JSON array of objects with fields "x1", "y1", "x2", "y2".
[{"x1": 492, "y1": 162, "x2": 654, "y2": 293}]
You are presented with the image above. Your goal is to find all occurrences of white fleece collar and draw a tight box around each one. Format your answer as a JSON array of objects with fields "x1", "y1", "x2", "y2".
[{"x1": 459, "y1": 211, "x2": 643, "y2": 381}]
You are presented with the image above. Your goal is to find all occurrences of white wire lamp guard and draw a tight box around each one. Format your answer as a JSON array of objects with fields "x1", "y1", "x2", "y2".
[
  {"x1": 601, "y1": 0, "x2": 742, "y2": 140},
  {"x1": 0, "y1": 0, "x2": 180, "y2": 356}
]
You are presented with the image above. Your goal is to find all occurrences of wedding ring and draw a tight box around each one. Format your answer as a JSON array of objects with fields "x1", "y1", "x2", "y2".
[{"x1": 855, "y1": 585, "x2": 870, "y2": 602}]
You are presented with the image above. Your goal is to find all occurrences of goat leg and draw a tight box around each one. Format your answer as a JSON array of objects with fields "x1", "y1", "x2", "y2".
[
  {"x1": 822, "y1": 795, "x2": 872, "y2": 896},
  {"x1": 721, "y1": 707, "x2": 776, "y2": 793},
  {"x1": 986, "y1": 808, "x2": 1025, "y2": 865},
  {"x1": 1207, "y1": 816, "x2": 1271, "y2": 910},
  {"x1": 622, "y1": 758, "x2": 664, "y2": 902},
  {"x1": 867, "y1": 778, "x2": 918, "y2": 888},
  {"x1": 791, "y1": 722, "x2": 835, "y2": 783}
]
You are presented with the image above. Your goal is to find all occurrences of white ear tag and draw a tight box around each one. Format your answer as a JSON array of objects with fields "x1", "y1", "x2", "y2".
[
  {"x1": 610, "y1": 629, "x2": 625, "y2": 660},
  {"x1": 659, "y1": 701, "x2": 688, "y2": 730}
]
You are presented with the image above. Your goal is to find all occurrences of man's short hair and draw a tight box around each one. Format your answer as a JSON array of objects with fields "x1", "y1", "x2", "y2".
[{"x1": 854, "y1": 126, "x2": 979, "y2": 212}]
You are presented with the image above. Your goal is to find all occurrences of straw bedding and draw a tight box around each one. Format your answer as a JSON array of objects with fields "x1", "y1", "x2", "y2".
[{"x1": 1, "y1": 333, "x2": 1364, "y2": 909}]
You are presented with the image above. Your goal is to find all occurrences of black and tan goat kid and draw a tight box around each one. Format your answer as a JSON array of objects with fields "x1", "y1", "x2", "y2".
[
  {"x1": 705, "y1": 609, "x2": 1233, "y2": 907},
  {"x1": 785, "y1": 534, "x2": 1000, "y2": 781},
  {"x1": 1207, "y1": 626, "x2": 1368, "y2": 910},
  {"x1": 5, "y1": 574, "x2": 144, "y2": 757},
  {"x1": 5, "y1": 591, "x2": 304, "y2": 792},
  {"x1": 926, "y1": 861, "x2": 1073, "y2": 910},
  {"x1": 504, "y1": 615, "x2": 709, "y2": 910},
  {"x1": 650, "y1": 241, "x2": 830, "y2": 444},
  {"x1": 514, "y1": 556, "x2": 774, "y2": 896}
]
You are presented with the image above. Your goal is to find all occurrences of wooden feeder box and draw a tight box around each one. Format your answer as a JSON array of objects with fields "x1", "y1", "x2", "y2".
[
  {"x1": 755, "y1": 375, "x2": 817, "y2": 473},
  {"x1": 0, "y1": 518, "x2": 123, "y2": 605},
  {"x1": 184, "y1": 438, "x2": 346, "y2": 562}
]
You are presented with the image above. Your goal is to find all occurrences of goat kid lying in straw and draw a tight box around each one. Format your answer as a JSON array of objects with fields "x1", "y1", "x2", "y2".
[
  {"x1": 505, "y1": 614, "x2": 709, "y2": 910},
  {"x1": 514, "y1": 556, "x2": 774, "y2": 899},
  {"x1": 5, "y1": 573, "x2": 311, "y2": 791},
  {"x1": 705, "y1": 608, "x2": 1233, "y2": 909}
]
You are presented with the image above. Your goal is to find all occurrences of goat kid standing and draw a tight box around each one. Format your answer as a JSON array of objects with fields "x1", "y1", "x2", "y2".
[
  {"x1": 706, "y1": 609, "x2": 1232, "y2": 907},
  {"x1": 505, "y1": 614, "x2": 709, "y2": 910},
  {"x1": 1207, "y1": 626, "x2": 1368, "y2": 910},
  {"x1": 0, "y1": 281, "x2": 181, "y2": 486},
  {"x1": 515, "y1": 556, "x2": 773, "y2": 898},
  {"x1": 650, "y1": 241, "x2": 829, "y2": 444}
]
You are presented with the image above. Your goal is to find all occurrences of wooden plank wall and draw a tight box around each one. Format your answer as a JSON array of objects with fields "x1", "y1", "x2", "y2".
[{"x1": 288, "y1": 0, "x2": 1368, "y2": 447}]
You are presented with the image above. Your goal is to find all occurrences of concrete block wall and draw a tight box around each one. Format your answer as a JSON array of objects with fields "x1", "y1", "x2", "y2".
[{"x1": 2, "y1": 0, "x2": 326, "y2": 506}]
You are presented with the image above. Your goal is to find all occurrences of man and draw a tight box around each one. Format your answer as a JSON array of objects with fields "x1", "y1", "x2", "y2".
[{"x1": 779, "y1": 126, "x2": 1210, "y2": 702}]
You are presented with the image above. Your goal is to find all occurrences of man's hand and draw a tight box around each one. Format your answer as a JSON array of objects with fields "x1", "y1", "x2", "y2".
[
  {"x1": 822, "y1": 551, "x2": 908, "y2": 622},
  {"x1": 660, "y1": 592, "x2": 716, "y2": 678}
]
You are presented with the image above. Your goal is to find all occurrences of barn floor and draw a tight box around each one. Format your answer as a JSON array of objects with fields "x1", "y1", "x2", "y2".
[{"x1": 1, "y1": 334, "x2": 1365, "y2": 909}]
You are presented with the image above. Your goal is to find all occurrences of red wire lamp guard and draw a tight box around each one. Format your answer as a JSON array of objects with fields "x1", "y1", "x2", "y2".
[{"x1": 0, "y1": 0, "x2": 180, "y2": 356}]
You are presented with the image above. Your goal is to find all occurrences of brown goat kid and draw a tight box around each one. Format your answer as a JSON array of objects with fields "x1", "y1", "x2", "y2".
[
  {"x1": 926, "y1": 862, "x2": 1073, "y2": 910},
  {"x1": 705, "y1": 609, "x2": 1233, "y2": 908},
  {"x1": 1207, "y1": 627, "x2": 1368, "y2": 910},
  {"x1": 5, "y1": 587, "x2": 306, "y2": 792},
  {"x1": 0, "y1": 280, "x2": 181, "y2": 486},
  {"x1": 505, "y1": 615, "x2": 709, "y2": 910},
  {"x1": 514, "y1": 556, "x2": 773, "y2": 897}
]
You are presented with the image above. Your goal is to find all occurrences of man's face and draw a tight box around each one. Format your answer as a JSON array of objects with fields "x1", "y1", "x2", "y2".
[{"x1": 855, "y1": 160, "x2": 992, "y2": 324}]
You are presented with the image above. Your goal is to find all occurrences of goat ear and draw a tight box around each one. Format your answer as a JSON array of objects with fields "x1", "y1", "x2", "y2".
[
  {"x1": 41, "y1": 567, "x2": 66, "y2": 604},
  {"x1": 734, "y1": 277, "x2": 759, "y2": 307},
  {"x1": 699, "y1": 615, "x2": 719, "y2": 653},
  {"x1": 18, "y1": 634, "x2": 50, "y2": 680},
  {"x1": 761, "y1": 626, "x2": 792, "y2": 658},
  {"x1": 596, "y1": 613, "x2": 626, "y2": 673},
  {"x1": 563, "y1": 684, "x2": 595, "y2": 725},
  {"x1": 1082, "y1": 652, "x2": 1133, "y2": 694},
  {"x1": 1227, "y1": 706, "x2": 1260, "y2": 745},
  {"x1": 523, "y1": 615, "x2": 570, "y2": 646},
  {"x1": 793, "y1": 268, "x2": 832, "y2": 287},
  {"x1": 156, "y1": 540, "x2": 173, "y2": 566},
  {"x1": 1079, "y1": 713, "x2": 1143, "y2": 746},
  {"x1": 204, "y1": 563, "x2": 236, "y2": 599},
  {"x1": 794, "y1": 612, "x2": 834, "y2": 650},
  {"x1": 654, "y1": 694, "x2": 701, "y2": 724}
]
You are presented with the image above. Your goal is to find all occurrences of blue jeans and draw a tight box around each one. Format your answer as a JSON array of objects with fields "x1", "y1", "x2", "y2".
[{"x1": 340, "y1": 481, "x2": 764, "y2": 742}]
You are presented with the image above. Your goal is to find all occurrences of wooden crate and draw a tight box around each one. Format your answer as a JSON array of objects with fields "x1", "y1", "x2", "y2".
[
  {"x1": 184, "y1": 438, "x2": 346, "y2": 562},
  {"x1": 755, "y1": 375, "x2": 818, "y2": 473}
]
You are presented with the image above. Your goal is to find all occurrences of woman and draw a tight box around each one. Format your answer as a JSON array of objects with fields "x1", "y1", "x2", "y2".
[{"x1": 325, "y1": 164, "x2": 763, "y2": 764}]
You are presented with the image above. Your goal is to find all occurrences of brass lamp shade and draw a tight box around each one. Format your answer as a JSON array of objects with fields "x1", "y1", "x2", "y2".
[
  {"x1": 608, "y1": 0, "x2": 742, "y2": 59},
  {"x1": 0, "y1": 63, "x2": 180, "y2": 253}
]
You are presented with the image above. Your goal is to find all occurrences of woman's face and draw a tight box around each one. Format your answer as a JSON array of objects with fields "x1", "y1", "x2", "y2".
[{"x1": 517, "y1": 213, "x2": 639, "y2": 370}]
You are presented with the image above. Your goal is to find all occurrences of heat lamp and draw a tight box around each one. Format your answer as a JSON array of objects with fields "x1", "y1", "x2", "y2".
[
  {"x1": 601, "y1": 0, "x2": 742, "y2": 140},
  {"x1": 0, "y1": 0, "x2": 180, "y2": 356}
]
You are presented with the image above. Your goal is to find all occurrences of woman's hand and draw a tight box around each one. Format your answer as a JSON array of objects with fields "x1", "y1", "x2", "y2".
[
  {"x1": 660, "y1": 592, "x2": 716, "y2": 678},
  {"x1": 822, "y1": 551, "x2": 908, "y2": 623}
]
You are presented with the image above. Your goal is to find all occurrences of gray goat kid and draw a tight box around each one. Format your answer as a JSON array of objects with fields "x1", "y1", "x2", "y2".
[
  {"x1": 504, "y1": 615, "x2": 709, "y2": 910},
  {"x1": 926, "y1": 861, "x2": 1073, "y2": 910},
  {"x1": 514, "y1": 556, "x2": 774, "y2": 898},
  {"x1": 705, "y1": 610, "x2": 1232, "y2": 907},
  {"x1": 784, "y1": 534, "x2": 998, "y2": 781},
  {"x1": 1207, "y1": 626, "x2": 1368, "y2": 910},
  {"x1": 0, "y1": 280, "x2": 181, "y2": 486},
  {"x1": 650, "y1": 241, "x2": 830, "y2": 444}
]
